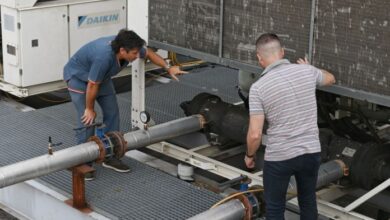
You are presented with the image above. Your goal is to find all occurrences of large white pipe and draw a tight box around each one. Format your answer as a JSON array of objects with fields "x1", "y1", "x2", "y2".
[
  {"x1": 0, "y1": 115, "x2": 204, "y2": 188},
  {"x1": 0, "y1": 142, "x2": 100, "y2": 188},
  {"x1": 187, "y1": 199, "x2": 245, "y2": 220},
  {"x1": 125, "y1": 115, "x2": 204, "y2": 150}
]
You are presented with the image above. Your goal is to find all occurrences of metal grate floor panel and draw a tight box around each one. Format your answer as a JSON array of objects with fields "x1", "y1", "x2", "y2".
[
  {"x1": 0, "y1": 100, "x2": 20, "y2": 118},
  {"x1": 0, "y1": 65, "x2": 241, "y2": 219},
  {"x1": 0, "y1": 111, "x2": 222, "y2": 219}
]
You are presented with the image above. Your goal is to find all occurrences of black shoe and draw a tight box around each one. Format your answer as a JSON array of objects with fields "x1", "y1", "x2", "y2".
[
  {"x1": 102, "y1": 158, "x2": 130, "y2": 173},
  {"x1": 84, "y1": 172, "x2": 95, "y2": 181}
]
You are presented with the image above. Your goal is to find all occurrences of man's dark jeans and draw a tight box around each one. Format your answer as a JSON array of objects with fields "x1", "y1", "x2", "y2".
[{"x1": 263, "y1": 152, "x2": 321, "y2": 220}]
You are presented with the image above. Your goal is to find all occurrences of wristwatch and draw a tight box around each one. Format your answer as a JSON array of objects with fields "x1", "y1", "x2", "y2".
[
  {"x1": 164, "y1": 62, "x2": 171, "y2": 71},
  {"x1": 245, "y1": 151, "x2": 255, "y2": 159}
]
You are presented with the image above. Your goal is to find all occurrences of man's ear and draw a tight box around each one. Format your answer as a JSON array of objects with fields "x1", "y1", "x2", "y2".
[
  {"x1": 256, "y1": 53, "x2": 262, "y2": 63},
  {"x1": 119, "y1": 47, "x2": 126, "y2": 55},
  {"x1": 280, "y1": 48, "x2": 285, "y2": 58}
]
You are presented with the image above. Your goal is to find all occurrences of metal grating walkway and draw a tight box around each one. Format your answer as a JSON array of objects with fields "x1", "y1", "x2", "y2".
[
  {"x1": 0, "y1": 100, "x2": 19, "y2": 118},
  {"x1": 0, "y1": 65, "x2": 241, "y2": 219}
]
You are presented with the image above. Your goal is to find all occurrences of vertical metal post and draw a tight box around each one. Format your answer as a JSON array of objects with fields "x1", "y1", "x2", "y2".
[
  {"x1": 127, "y1": 0, "x2": 149, "y2": 41},
  {"x1": 308, "y1": 0, "x2": 317, "y2": 62},
  {"x1": 218, "y1": 0, "x2": 224, "y2": 58},
  {"x1": 131, "y1": 59, "x2": 146, "y2": 129},
  {"x1": 65, "y1": 164, "x2": 94, "y2": 213}
]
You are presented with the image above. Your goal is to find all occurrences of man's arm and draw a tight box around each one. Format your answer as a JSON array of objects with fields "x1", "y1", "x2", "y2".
[
  {"x1": 245, "y1": 114, "x2": 265, "y2": 168},
  {"x1": 145, "y1": 48, "x2": 188, "y2": 81},
  {"x1": 297, "y1": 57, "x2": 335, "y2": 86},
  {"x1": 81, "y1": 81, "x2": 99, "y2": 125}
]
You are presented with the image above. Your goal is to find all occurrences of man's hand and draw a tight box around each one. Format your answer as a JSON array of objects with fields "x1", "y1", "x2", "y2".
[
  {"x1": 245, "y1": 155, "x2": 255, "y2": 168},
  {"x1": 297, "y1": 57, "x2": 310, "y2": 65},
  {"x1": 167, "y1": 66, "x2": 188, "y2": 81},
  {"x1": 81, "y1": 108, "x2": 96, "y2": 125}
]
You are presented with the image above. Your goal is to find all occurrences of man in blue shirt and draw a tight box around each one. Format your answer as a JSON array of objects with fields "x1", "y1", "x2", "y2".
[{"x1": 64, "y1": 29, "x2": 186, "y2": 179}]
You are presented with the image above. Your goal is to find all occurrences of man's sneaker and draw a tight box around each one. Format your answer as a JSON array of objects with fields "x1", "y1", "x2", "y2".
[
  {"x1": 102, "y1": 158, "x2": 130, "y2": 173},
  {"x1": 84, "y1": 172, "x2": 95, "y2": 181}
]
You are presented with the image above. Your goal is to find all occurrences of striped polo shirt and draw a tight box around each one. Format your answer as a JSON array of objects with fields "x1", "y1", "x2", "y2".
[{"x1": 249, "y1": 59, "x2": 324, "y2": 161}]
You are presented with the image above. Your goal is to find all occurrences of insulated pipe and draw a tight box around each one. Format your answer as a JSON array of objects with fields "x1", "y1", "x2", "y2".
[
  {"x1": 0, "y1": 115, "x2": 204, "y2": 189},
  {"x1": 124, "y1": 115, "x2": 205, "y2": 150},
  {"x1": 187, "y1": 199, "x2": 245, "y2": 220},
  {"x1": 288, "y1": 160, "x2": 346, "y2": 194},
  {"x1": 316, "y1": 160, "x2": 346, "y2": 188},
  {"x1": 0, "y1": 142, "x2": 100, "y2": 188}
]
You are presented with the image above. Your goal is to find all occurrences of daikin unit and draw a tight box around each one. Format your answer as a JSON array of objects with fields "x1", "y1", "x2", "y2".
[{"x1": 0, "y1": 0, "x2": 127, "y2": 96}]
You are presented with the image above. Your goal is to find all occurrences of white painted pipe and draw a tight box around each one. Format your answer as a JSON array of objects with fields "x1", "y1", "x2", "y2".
[
  {"x1": 187, "y1": 199, "x2": 245, "y2": 220},
  {"x1": 0, "y1": 115, "x2": 204, "y2": 188},
  {"x1": 0, "y1": 142, "x2": 100, "y2": 188}
]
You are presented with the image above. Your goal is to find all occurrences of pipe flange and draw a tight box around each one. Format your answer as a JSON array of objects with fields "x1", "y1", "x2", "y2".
[
  {"x1": 232, "y1": 194, "x2": 252, "y2": 220},
  {"x1": 106, "y1": 131, "x2": 127, "y2": 159},
  {"x1": 196, "y1": 114, "x2": 207, "y2": 128},
  {"x1": 249, "y1": 185, "x2": 264, "y2": 217},
  {"x1": 88, "y1": 136, "x2": 106, "y2": 163},
  {"x1": 334, "y1": 159, "x2": 349, "y2": 176}
]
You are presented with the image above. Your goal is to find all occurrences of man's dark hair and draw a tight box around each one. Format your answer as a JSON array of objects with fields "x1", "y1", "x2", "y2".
[
  {"x1": 111, "y1": 29, "x2": 146, "y2": 53},
  {"x1": 255, "y1": 33, "x2": 282, "y2": 55}
]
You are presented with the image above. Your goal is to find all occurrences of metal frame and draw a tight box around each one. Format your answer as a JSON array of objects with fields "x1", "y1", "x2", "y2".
[
  {"x1": 319, "y1": 85, "x2": 390, "y2": 108},
  {"x1": 146, "y1": 141, "x2": 387, "y2": 220},
  {"x1": 0, "y1": 179, "x2": 110, "y2": 220},
  {"x1": 149, "y1": 40, "x2": 390, "y2": 107},
  {"x1": 308, "y1": 0, "x2": 317, "y2": 62},
  {"x1": 291, "y1": 187, "x2": 374, "y2": 220},
  {"x1": 315, "y1": 200, "x2": 374, "y2": 220},
  {"x1": 131, "y1": 59, "x2": 146, "y2": 129},
  {"x1": 218, "y1": 0, "x2": 224, "y2": 58},
  {"x1": 146, "y1": 141, "x2": 264, "y2": 186},
  {"x1": 344, "y1": 178, "x2": 390, "y2": 212},
  {"x1": 149, "y1": 40, "x2": 261, "y2": 74}
]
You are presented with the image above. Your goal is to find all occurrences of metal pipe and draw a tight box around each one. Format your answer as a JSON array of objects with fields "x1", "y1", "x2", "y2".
[
  {"x1": 188, "y1": 160, "x2": 346, "y2": 220},
  {"x1": 124, "y1": 115, "x2": 204, "y2": 150},
  {"x1": 218, "y1": 0, "x2": 224, "y2": 58},
  {"x1": 288, "y1": 160, "x2": 346, "y2": 194},
  {"x1": 0, "y1": 142, "x2": 100, "y2": 188},
  {"x1": 316, "y1": 160, "x2": 346, "y2": 188},
  {"x1": 308, "y1": 0, "x2": 317, "y2": 62},
  {"x1": 187, "y1": 199, "x2": 245, "y2": 220},
  {"x1": 0, "y1": 115, "x2": 204, "y2": 189}
]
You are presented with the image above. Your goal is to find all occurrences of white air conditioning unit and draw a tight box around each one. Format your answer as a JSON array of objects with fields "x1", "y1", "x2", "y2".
[{"x1": 0, "y1": 0, "x2": 127, "y2": 96}]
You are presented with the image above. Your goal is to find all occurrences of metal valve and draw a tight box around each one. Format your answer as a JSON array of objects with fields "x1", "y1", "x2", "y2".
[{"x1": 48, "y1": 136, "x2": 62, "y2": 155}]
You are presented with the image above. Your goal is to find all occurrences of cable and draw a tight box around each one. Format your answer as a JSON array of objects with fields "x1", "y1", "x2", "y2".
[
  {"x1": 210, "y1": 188, "x2": 263, "y2": 209},
  {"x1": 168, "y1": 51, "x2": 205, "y2": 67},
  {"x1": 210, "y1": 188, "x2": 299, "y2": 209}
]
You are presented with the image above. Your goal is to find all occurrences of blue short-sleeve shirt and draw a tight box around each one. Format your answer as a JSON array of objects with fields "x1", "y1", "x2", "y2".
[{"x1": 63, "y1": 36, "x2": 146, "y2": 83}]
